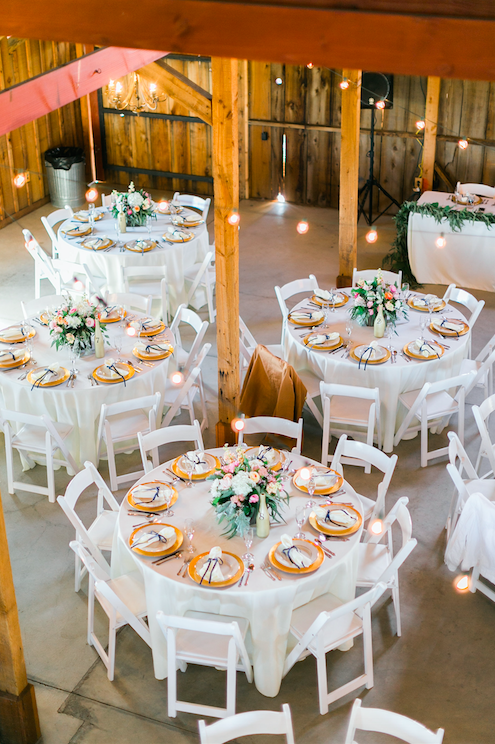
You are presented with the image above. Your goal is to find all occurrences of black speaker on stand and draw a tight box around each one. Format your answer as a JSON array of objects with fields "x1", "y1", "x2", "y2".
[{"x1": 358, "y1": 72, "x2": 400, "y2": 226}]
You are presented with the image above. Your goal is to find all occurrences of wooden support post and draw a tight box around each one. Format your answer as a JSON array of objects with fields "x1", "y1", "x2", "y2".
[
  {"x1": 238, "y1": 60, "x2": 249, "y2": 200},
  {"x1": 0, "y1": 490, "x2": 40, "y2": 744},
  {"x1": 337, "y1": 69, "x2": 361, "y2": 287},
  {"x1": 76, "y1": 43, "x2": 104, "y2": 183},
  {"x1": 422, "y1": 76, "x2": 441, "y2": 192},
  {"x1": 212, "y1": 57, "x2": 240, "y2": 446}
]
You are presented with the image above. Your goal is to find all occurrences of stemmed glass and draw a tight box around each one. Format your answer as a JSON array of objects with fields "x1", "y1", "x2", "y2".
[
  {"x1": 305, "y1": 473, "x2": 317, "y2": 509},
  {"x1": 385, "y1": 322, "x2": 394, "y2": 351},
  {"x1": 242, "y1": 527, "x2": 254, "y2": 563},
  {"x1": 88, "y1": 204, "x2": 96, "y2": 235},
  {"x1": 331, "y1": 287, "x2": 337, "y2": 313},
  {"x1": 294, "y1": 506, "x2": 307, "y2": 540},
  {"x1": 401, "y1": 282, "x2": 410, "y2": 301},
  {"x1": 345, "y1": 322, "x2": 353, "y2": 350},
  {"x1": 419, "y1": 317, "x2": 427, "y2": 343},
  {"x1": 184, "y1": 456, "x2": 195, "y2": 487},
  {"x1": 69, "y1": 341, "x2": 81, "y2": 374},
  {"x1": 146, "y1": 214, "x2": 153, "y2": 243},
  {"x1": 113, "y1": 326, "x2": 124, "y2": 359},
  {"x1": 184, "y1": 519, "x2": 195, "y2": 553}
]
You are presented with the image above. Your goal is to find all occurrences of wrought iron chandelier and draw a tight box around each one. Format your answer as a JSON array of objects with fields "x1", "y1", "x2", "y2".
[{"x1": 107, "y1": 73, "x2": 165, "y2": 114}]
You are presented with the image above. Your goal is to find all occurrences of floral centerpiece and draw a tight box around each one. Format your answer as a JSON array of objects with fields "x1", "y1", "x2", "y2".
[
  {"x1": 48, "y1": 296, "x2": 104, "y2": 351},
  {"x1": 111, "y1": 181, "x2": 155, "y2": 227},
  {"x1": 209, "y1": 446, "x2": 289, "y2": 538},
  {"x1": 349, "y1": 270, "x2": 407, "y2": 328}
]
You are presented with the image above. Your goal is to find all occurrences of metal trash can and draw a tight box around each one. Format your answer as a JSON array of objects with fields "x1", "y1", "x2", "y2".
[{"x1": 44, "y1": 147, "x2": 86, "y2": 209}]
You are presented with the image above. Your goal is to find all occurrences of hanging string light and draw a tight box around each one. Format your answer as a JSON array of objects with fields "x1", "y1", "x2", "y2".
[
  {"x1": 231, "y1": 418, "x2": 245, "y2": 433},
  {"x1": 454, "y1": 575, "x2": 470, "y2": 592},
  {"x1": 339, "y1": 78, "x2": 349, "y2": 90},
  {"x1": 306, "y1": 63, "x2": 314, "y2": 69},
  {"x1": 458, "y1": 139, "x2": 469, "y2": 150},
  {"x1": 275, "y1": 77, "x2": 283, "y2": 86},
  {"x1": 85, "y1": 187, "x2": 99, "y2": 203},
  {"x1": 416, "y1": 120, "x2": 426, "y2": 131},
  {"x1": 375, "y1": 100, "x2": 386, "y2": 110},
  {"x1": 171, "y1": 371, "x2": 183, "y2": 384},
  {"x1": 13, "y1": 172, "x2": 29, "y2": 188},
  {"x1": 227, "y1": 209, "x2": 240, "y2": 226},
  {"x1": 366, "y1": 228, "x2": 378, "y2": 244},
  {"x1": 277, "y1": 193, "x2": 286, "y2": 203},
  {"x1": 435, "y1": 233, "x2": 447, "y2": 249},
  {"x1": 369, "y1": 518, "x2": 384, "y2": 536},
  {"x1": 296, "y1": 220, "x2": 309, "y2": 235},
  {"x1": 157, "y1": 200, "x2": 169, "y2": 213}
]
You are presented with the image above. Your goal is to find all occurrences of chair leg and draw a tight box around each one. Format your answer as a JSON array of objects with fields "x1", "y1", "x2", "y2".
[
  {"x1": 5, "y1": 439, "x2": 15, "y2": 496},
  {"x1": 75, "y1": 553, "x2": 83, "y2": 592},
  {"x1": 87, "y1": 576, "x2": 95, "y2": 646},
  {"x1": 167, "y1": 631, "x2": 178, "y2": 718},
  {"x1": 305, "y1": 395, "x2": 323, "y2": 428},
  {"x1": 46, "y1": 445, "x2": 55, "y2": 503},
  {"x1": 107, "y1": 611, "x2": 117, "y2": 681},
  {"x1": 420, "y1": 418, "x2": 428, "y2": 468},
  {"x1": 363, "y1": 623, "x2": 374, "y2": 690},
  {"x1": 106, "y1": 437, "x2": 119, "y2": 492},
  {"x1": 226, "y1": 641, "x2": 237, "y2": 717},
  {"x1": 316, "y1": 651, "x2": 329, "y2": 716},
  {"x1": 391, "y1": 582, "x2": 402, "y2": 637}
]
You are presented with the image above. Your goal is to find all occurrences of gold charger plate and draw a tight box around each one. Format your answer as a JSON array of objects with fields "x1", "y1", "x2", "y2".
[
  {"x1": 403, "y1": 341, "x2": 445, "y2": 360},
  {"x1": 309, "y1": 504, "x2": 362, "y2": 537},
  {"x1": 63, "y1": 226, "x2": 92, "y2": 238},
  {"x1": 125, "y1": 240, "x2": 157, "y2": 253},
  {"x1": 293, "y1": 466, "x2": 344, "y2": 495},
  {"x1": 133, "y1": 344, "x2": 173, "y2": 361},
  {"x1": 99, "y1": 309, "x2": 127, "y2": 324},
  {"x1": 303, "y1": 332, "x2": 342, "y2": 350},
  {"x1": 311, "y1": 292, "x2": 349, "y2": 308},
  {"x1": 129, "y1": 523, "x2": 183, "y2": 557},
  {"x1": 163, "y1": 232, "x2": 194, "y2": 243},
  {"x1": 407, "y1": 297, "x2": 446, "y2": 313},
  {"x1": 188, "y1": 551, "x2": 244, "y2": 588},
  {"x1": 451, "y1": 194, "x2": 483, "y2": 206},
  {"x1": 138, "y1": 321, "x2": 166, "y2": 337},
  {"x1": 81, "y1": 237, "x2": 114, "y2": 251},
  {"x1": 0, "y1": 350, "x2": 30, "y2": 368},
  {"x1": 430, "y1": 319, "x2": 469, "y2": 337},
  {"x1": 245, "y1": 446, "x2": 286, "y2": 471},
  {"x1": 27, "y1": 366, "x2": 70, "y2": 387},
  {"x1": 92, "y1": 362, "x2": 135, "y2": 384},
  {"x1": 172, "y1": 453, "x2": 221, "y2": 481},
  {"x1": 73, "y1": 211, "x2": 105, "y2": 222},
  {"x1": 155, "y1": 205, "x2": 184, "y2": 215},
  {"x1": 349, "y1": 345, "x2": 391, "y2": 364},
  {"x1": 127, "y1": 481, "x2": 178, "y2": 512},
  {"x1": 268, "y1": 539, "x2": 324, "y2": 575},
  {"x1": 288, "y1": 311, "x2": 325, "y2": 328},
  {"x1": 0, "y1": 326, "x2": 36, "y2": 344}
]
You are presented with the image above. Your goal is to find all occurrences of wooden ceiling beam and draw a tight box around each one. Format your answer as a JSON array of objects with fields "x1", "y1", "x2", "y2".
[
  {"x1": 139, "y1": 60, "x2": 212, "y2": 125},
  {"x1": 2, "y1": 2, "x2": 495, "y2": 81}
]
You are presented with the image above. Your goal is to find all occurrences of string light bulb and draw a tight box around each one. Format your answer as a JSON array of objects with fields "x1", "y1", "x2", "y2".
[
  {"x1": 126, "y1": 324, "x2": 137, "y2": 337},
  {"x1": 171, "y1": 371, "x2": 183, "y2": 384},
  {"x1": 435, "y1": 233, "x2": 447, "y2": 249},
  {"x1": 277, "y1": 193, "x2": 285, "y2": 203},
  {"x1": 232, "y1": 418, "x2": 245, "y2": 432},
  {"x1": 369, "y1": 519, "x2": 384, "y2": 536},
  {"x1": 275, "y1": 77, "x2": 283, "y2": 86},
  {"x1": 366, "y1": 228, "x2": 378, "y2": 244},
  {"x1": 455, "y1": 575, "x2": 470, "y2": 592},
  {"x1": 299, "y1": 467, "x2": 311, "y2": 481},
  {"x1": 158, "y1": 200, "x2": 169, "y2": 213},
  {"x1": 458, "y1": 139, "x2": 469, "y2": 150},
  {"x1": 416, "y1": 120, "x2": 426, "y2": 131},
  {"x1": 340, "y1": 78, "x2": 349, "y2": 90},
  {"x1": 73, "y1": 277, "x2": 84, "y2": 291},
  {"x1": 227, "y1": 209, "x2": 240, "y2": 226},
  {"x1": 296, "y1": 220, "x2": 309, "y2": 235},
  {"x1": 13, "y1": 172, "x2": 29, "y2": 188},
  {"x1": 306, "y1": 62, "x2": 314, "y2": 69},
  {"x1": 376, "y1": 100, "x2": 386, "y2": 110},
  {"x1": 85, "y1": 187, "x2": 99, "y2": 203}
]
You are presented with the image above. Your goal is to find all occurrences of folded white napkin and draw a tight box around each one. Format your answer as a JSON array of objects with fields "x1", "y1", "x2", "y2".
[
  {"x1": 184, "y1": 215, "x2": 202, "y2": 224},
  {"x1": 307, "y1": 331, "x2": 340, "y2": 346},
  {"x1": 85, "y1": 237, "x2": 102, "y2": 248},
  {"x1": 199, "y1": 546, "x2": 225, "y2": 583},
  {"x1": 414, "y1": 294, "x2": 441, "y2": 307},
  {"x1": 280, "y1": 534, "x2": 312, "y2": 568},
  {"x1": 252, "y1": 445, "x2": 277, "y2": 465},
  {"x1": 102, "y1": 358, "x2": 122, "y2": 379},
  {"x1": 139, "y1": 317, "x2": 161, "y2": 331},
  {"x1": 0, "y1": 347, "x2": 25, "y2": 362},
  {"x1": 66, "y1": 225, "x2": 88, "y2": 234},
  {"x1": 31, "y1": 364, "x2": 60, "y2": 383},
  {"x1": 357, "y1": 341, "x2": 381, "y2": 360},
  {"x1": 132, "y1": 483, "x2": 172, "y2": 505},
  {"x1": 171, "y1": 215, "x2": 185, "y2": 225},
  {"x1": 166, "y1": 227, "x2": 190, "y2": 240},
  {"x1": 75, "y1": 210, "x2": 90, "y2": 218},
  {"x1": 434, "y1": 319, "x2": 464, "y2": 332},
  {"x1": 411, "y1": 339, "x2": 437, "y2": 357},
  {"x1": 290, "y1": 311, "x2": 324, "y2": 322},
  {"x1": 135, "y1": 341, "x2": 172, "y2": 355},
  {"x1": 314, "y1": 288, "x2": 340, "y2": 302},
  {"x1": 135, "y1": 240, "x2": 150, "y2": 249},
  {"x1": 314, "y1": 506, "x2": 356, "y2": 528},
  {"x1": 1, "y1": 326, "x2": 24, "y2": 339},
  {"x1": 184, "y1": 451, "x2": 208, "y2": 473},
  {"x1": 131, "y1": 525, "x2": 176, "y2": 550},
  {"x1": 295, "y1": 469, "x2": 337, "y2": 488}
]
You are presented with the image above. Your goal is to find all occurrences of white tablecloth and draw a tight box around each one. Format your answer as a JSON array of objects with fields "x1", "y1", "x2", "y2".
[
  {"x1": 408, "y1": 191, "x2": 495, "y2": 292},
  {"x1": 57, "y1": 207, "x2": 209, "y2": 314},
  {"x1": 0, "y1": 315, "x2": 172, "y2": 467},
  {"x1": 111, "y1": 449, "x2": 363, "y2": 697},
  {"x1": 284, "y1": 291, "x2": 469, "y2": 452}
]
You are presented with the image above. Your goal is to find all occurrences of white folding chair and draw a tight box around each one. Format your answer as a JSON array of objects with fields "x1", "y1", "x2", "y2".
[
  {"x1": 96, "y1": 392, "x2": 161, "y2": 491},
  {"x1": 331, "y1": 435, "x2": 397, "y2": 520},
  {"x1": 320, "y1": 382, "x2": 381, "y2": 471},
  {"x1": 69, "y1": 541, "x2": 150, "y2": 681},
  {"x1": 41, "y1": 205, "x2": 74, "y2": 258},
  {"x1": 23, "y1": 229, "x2": 83, "y2": 299},
  {"x1": 393, "y1": 372, "x2": 475, "y2": 468},
  {"x1": 239, "y1": 316, "x2": 284, "y2": 375},
  {"x1": 172, "y1": 192, "x2": 211, "y2": 221},
  {"x1": 442, "y1": 284, "x2": 485, "y2": 356},
  {"x1": 473, "y1": 395, "x2": 495, "y2": 477},
  {"x1": 237, "y1": 415, "x2": 303, "y2": 454},
  {"x1": 21, "y1": 294, "x2": 65, "y2": 319},
  {"x1": 357, "y1": 497, "x2": 417, "y2": 636},
  {"x1": 162, "y1": 343, "x2": 211, "y2": 430},
  {"x1": 283, "y1": 583, "x2": 387, "y2": 715},
  {"x1": 122, "y1": 265, "x2": 168, "y2": 319},
  {"x1": 352, "y1": 268, "x2": 402, "y2": 287},
  {"x1": 460, "y1": 334, "x2": 495, "y2": 399},
  {"x1": 345, "y1": 699, "x2": 444, "y2": 744},
  {"x1": 104, "y1": 291, "x2": 152, "y2": 316},
  {"x1": 0, "y1": 409, "x2": 78, "y2": 503},
  {"x1": 156, "y1": 610, "x2": 252, "y2": 719},
  {"x1": 57, "y1": 461, "x2": 120, "y2": 591},
  {"x1": 101, "y1": 193, "x2": 113, "y2": 207},
  {"x1": 274, "y1": 274, "x2": 319, "y2": 327},
  {"x1": 52, "y1": 258, "x2": 95, "y2": 297},
  {"x1": 456, "y1": 181, "x2": 495, "y2": 199},
  {"x1": 184, "y1": 250, "x2": 216, "y2": 323},
  {"x1": 198, "y1": 705, "x2": 295, "y2": 744},
  {"x1": 138, "y1": 420, "x2": 204, "y2": 472},
  {"x1": 170, "y1": 304, "x2": 209, "y2": 373}
]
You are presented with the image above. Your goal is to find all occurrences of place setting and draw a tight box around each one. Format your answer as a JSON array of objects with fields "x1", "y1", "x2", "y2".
[
  {"x1": 133, "y1": 340, "x2": 174, "y2": 361},
  {"x1": 125, "y1": 239, "x2": 157, "y2": 253},
  {"x1": 0, "y1": 346, "x2": 31, "y2": 370},
  {"x1": 0, "y1": 323, "x2": 36, "y2": 344},
  {"x1": 407, "y1": 293, "x2": 446, "y2": 313},
  {"x1": 302, "y1": 330, "x2": 342, "y2": 351},
  {"x1": 170, "y1": 450, "x2": 220, "y2": 484},
  {"x1": 72, "y1": 209, "x2": 105, "y2": 223},
  {"x1": 288, "y1": 308, "x2": 325, "y2": 327},
  {"x1": 62, "y1": 224, "x2": 92, "y2": 239},
  {"x1": 311, "y1": 288, "x2": 349, "y2": 309},
  {"x1": 92, "y1": 358, "x2": 135, "y2": 385},
  {"x1": 127, "y1": 480, "x2": 178, "y2": 513},
  {"x1": 80, "y1": 235, "x2": 114, "y2": 251},
  {"x1": 402, "y1": 337, "x2": 445, "y2": 361},
  {"x1": 129, "y1": 317, "x2": 166, "y2": 337},
  {"x1": 430, "y1": 316, "x2": 469, "y2": 338},
  {"x1": 349, "y1": 340, "x2": 391, "y2": 367},
  {"x1": 129, "y1": 522, "x2": 183, "y2": 558},
  {"x1": 292, "y1": 465, "x2": 344, "y2": 497},
  {"x1": 163, "y1": 226, "x2": 194, "y2": 243},
  {"x1": 27, "y1": 363, "x2": 70, "y2": 389},
  {"x1": 170, "y1": 213, "x2": 204, "y2": 228}
]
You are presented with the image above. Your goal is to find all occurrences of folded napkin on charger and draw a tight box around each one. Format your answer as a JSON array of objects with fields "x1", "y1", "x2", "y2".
[
  {"x1": 255, "y1": 445, "x2": 277, "y2": 465},
  {"x1": 0, "y1": 347, "x2": 25, "y2": 361},
  {"x1": 65, "y1": 225, "x2": 88, "y2": 234},
  {"x1": 130, "y1": 318, "x2": 161, "y2": 333},
  {"x1": 31, "y1": 364, "x2": 60, "y2": 383},
  {"x1": 414, "y1": 294, "x2": 441, "y2": 307},
  {"x1": 1, "y1": 326, "x2": 25, "y2": 339},
  {"x1": 102, "y1": 358, "x2": 122, "y2": 379},
  {"x1": 411, "y1": 339, "x2": 438, "y2": 357},
  {"x1": 307, "y1": 331, "x2": 340, "y2": 346},
  {"x1": 199, "y1": 546, "x2": 225, "y2": 583},
  {"x1": 436, "y1": 319, "x2": 465, "y2": 332},
  {"x1": 166, "y1": 227, "x2": 190, "y2": 240},
  {"x1": 171, "y1": 215, "x2": 185, "y2": 225},
  {"x1": 131, "y1": 525, "x2": 176, "y2": 550},
  {"x1": 357, "y1": 340, "x2": 381, "y2": 360},
  {"x1": 135, "y1": 341, "x2": 172, "y2": 355},
  {"x1": 75, "y1": 210, "x2": 90, "y2": 218},
  {"x1": 295, "y1": 469, "x2": 337, "y2": 488},
  {"x1": 184, "y1": 450, "x2": 208, "y2": 473},
  {"x1": 85, "y1": 236, "x2": 108, "y2": 249},
  {"x1": 280, "y1": 534, "x2": 312, "y2": 568},
  {"x1": 132, "y1": 483, "x2": 172, "y2": 505},
  {"x1": 314, "y1": 505, "x2": 357, "y2": 527},
  {"x1": 290, "y1": 311, "x2": 324, "y2": 322},
  {"x1": 135, "y1": 240, "x2": 150, "y2": 249},
  {"x1": 314, "y1": 288, "x2": 340, "y2": 302},
  {"x1": 102, "y1": 305, "x2": 122, "y2": 317},
  {"x1": 184, "y1": 215, "x2": 202, "y2": 224}
]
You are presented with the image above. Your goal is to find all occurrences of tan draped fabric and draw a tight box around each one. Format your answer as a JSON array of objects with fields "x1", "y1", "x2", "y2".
[{"x1": 239, "y1": 345, "x2": 307, "y2": 421}]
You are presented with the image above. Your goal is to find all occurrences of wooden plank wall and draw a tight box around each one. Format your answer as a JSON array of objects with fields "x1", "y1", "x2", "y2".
[{"x1": 0, "y1": 38, "x2": 84, "y2": 227}]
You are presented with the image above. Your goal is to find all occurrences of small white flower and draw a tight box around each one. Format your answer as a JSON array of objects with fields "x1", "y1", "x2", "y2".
[{"x1": 128, "y1": 192, "x2": 144, "y2": 207}]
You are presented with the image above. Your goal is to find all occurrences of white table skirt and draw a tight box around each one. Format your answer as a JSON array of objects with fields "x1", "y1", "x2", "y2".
[
  {"x1": 111, "y1": 449, "x2": 363, "y2": 698},
  {"x1": 408, "y1": 191, "x2": 495, "y2": 292},
  {"x1": 0, "y1": 317, "x2": 172, "y2": 467},
  {"x1": 57, "y1": 207, "x2": 209, "y2": 314},
  {"x1": 284, "y1": 291, "x2": 469, "y2": 452}
]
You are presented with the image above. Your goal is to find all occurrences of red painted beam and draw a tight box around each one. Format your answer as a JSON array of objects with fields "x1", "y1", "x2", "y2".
[{"x1": 0, "y1": 46, "x2": 167, "y2": 137}]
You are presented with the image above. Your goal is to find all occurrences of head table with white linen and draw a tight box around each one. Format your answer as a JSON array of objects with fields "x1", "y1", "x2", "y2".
[
  {"x1": 0, "y1": 314, "x2": 173, "y2": 467},
  {"x1": 111, "y1": 448, "x2": 364, "y2": 698},
  {"x1": 57, "y1": 206, "x2": 209, "y2": 314},
  {"x1": 284, "y1": 290, "x2": 469, "y2": 452}
]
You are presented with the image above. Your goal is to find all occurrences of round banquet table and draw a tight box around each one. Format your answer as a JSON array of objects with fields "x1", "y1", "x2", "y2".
[
  {"x1": 57, "y1": 206, "x2": 209, "y2": 315},
  {"x1": 111, "y1": 449, "x2": 364, "y2": 698},
  {"x1": 0, "y1": 315, "x2": 173, "y2": 468},
  {"x1": 284, "y1": 291, "x2": 470, "y2": 452}
]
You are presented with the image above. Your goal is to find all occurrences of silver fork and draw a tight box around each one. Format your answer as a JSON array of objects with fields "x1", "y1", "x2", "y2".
[
  {"x1": 260, "y1": 559, "x2": 276, "y2": 581},
  {"x1": 263, "y1": 557, "x2": 282, "y2": 581}
]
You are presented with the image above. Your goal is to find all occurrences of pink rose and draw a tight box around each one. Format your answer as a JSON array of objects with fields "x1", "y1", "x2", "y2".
[
  {"x1": 258, "y1": 466, "x2": 268, "y2": 478},
  {"x1": 369, "y1": 308, "x2": 374, "y2": 315},
  {"x1": 69, "y1": 307, "x2": 77, "y2": 314},
  {"x1": 250, "y1": 460, "x2": 261, "y2": 470},
  {"x1": 48, "y1": 319, "x2": 58, "y2": 330},
  {"x1": 249, "y1": 494, "x2": 259, "y2": 503},
  {"x1": 127, "y1": 209, "x2": 132, "y2": 215},
  {"x1": 85, "y1": 318, "x2": 95, "y2": 328},
  {"x1": 367, "y1": 301, "x2": 373, "y2": 308},
  {"x1": 223, "y1": 463, "x2": 236, "y2": 474}
]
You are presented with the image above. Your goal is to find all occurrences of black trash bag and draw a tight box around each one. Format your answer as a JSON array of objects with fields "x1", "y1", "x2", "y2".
[{"x1": 44, "y1": 147, "x2": 85, "y2": 170}]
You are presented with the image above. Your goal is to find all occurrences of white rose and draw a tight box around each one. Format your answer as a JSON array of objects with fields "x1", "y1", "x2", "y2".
[
  {"x1": 142, "y1": 198, "x2": 151, "y2": 210},
  {"x1": 395, "y1": 301, "x2": 401, "y2": 309},
  {"x1": 354, "y1": 296, "x2": 366, "y2": 307},
  {"x1": 128, "y1": 192, "x2": 144, "y2": 207},
  {"x1": 385, "y1": 301, "x2": 394, "y2": 312},
  {"x1": 231, "y1": 472, "x2": 254, "y2": 497}
]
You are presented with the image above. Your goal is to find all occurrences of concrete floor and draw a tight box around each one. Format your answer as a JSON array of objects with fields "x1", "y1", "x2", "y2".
[{"x1": 1, "y1": 192, "x2": 494, "y2": 743}]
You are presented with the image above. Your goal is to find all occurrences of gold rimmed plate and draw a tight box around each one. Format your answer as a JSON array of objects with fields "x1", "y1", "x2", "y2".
[
  {"x1": 81, "y1": 236, "x2": 114, "y2": 251},
  {"x1": 403, "y1": 340, "x2": 445, "y2": 360},
  {"x1": 303, "y1": 332, "x2": 342, "y2": 350},
  {"x1": 0, "y1": 349, "x2": 30, "y2": 368},
  {"x1": 430, "y1": 319, "x2": 469, "y2": 337},
  {"x1": 188, "y1": 551, "x2": 244, "y2": 587},
  {"x1": 451, "y1": 194, "x2": 483, "y2": 206},
  {"x1": 99, "y1": 308, "x2": 127, "y2": 324},
  {"x1": 27, "y1": 366, "x2": 70, "y2": 387},
  {"x1": 63, "y1": 226, "x2": 92, "y2": 238},
  {"x1": 288, "y1": 311, "x2": 325, "y2": 327},
  {"x1": 127, "y1": 481, "x2": 178, "y2": 512},
  {"x1": 309, "y1": 504, "x2": 362, "y2": 537},
  {"x1": 311, "y1": 292, "x2": 349, "y2": 308},
  {"x1": 138, "y1": 321, "x2": 166, "y2": 337},
  {"x1": 172, "y1": 453, "x2": 221, "y2": 480},
  {"x1": 133, "y1": 344, "x2": 173, "y2": 361},
  {"x1": 407, "y1": 297, "x2": 446, "y2": 313},
  {"x1": 163, "y1": 232, "x2": 194, "y2": 243},
  {"x1": 268, "y1": 539, "x2": 324, "y2": 575},
  {"x1": 129, "y1": 523, "x2": 183, "y2": 557},
  {"x1": 93, "y1": 362, "x2": 135, "y2": 384},
  {"x1": 349, "y1": 344, "x2": 391, "y2": 365},
  {"x1": 125, "y1": 240, "x2": 157, "y2": 253},
  {"x1": 293, "y1": 466, "x2": 344, "y2": 495},
  {"x1": 0, "y1": 325, "x2": 36, "y2": 344},
  {"x1": 154, "y1": 205, "x2": 184, "y2": 215},
  {"x1": 245, "y1": 446, "x2": 286, "y2": 471},
  {"x1": 73, "y1": 211, "x2": 105, "y2": 222}
]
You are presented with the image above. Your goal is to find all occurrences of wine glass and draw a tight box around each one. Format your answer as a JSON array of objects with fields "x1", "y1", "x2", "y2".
[
  {"x1": 420, "y1": 317, "x2": 427, "y2": 343},
  {"x1": 345, "y1": 322, "x2": 353, "y2": 349},
  {"x1": 306, "y1": 473, "x2": 317, "y2": 509},
  {"x1": 184, "y1": 519, "x2": 195, "y2": 553},
  {"x1": 385, "y1": 322, "x2": 394, "y2": 351},
  {"x1": 88, "y1": 203, "x2": 96, "y2": 235},
  {"x1": 184, "y1": 456, "x2": 195, "y2": 488},
  {"x1": 69, "y1": 341, "x2": 81, "y2": 374},
  {"x1": 242, "y1": 527, "x2": 254, "y2": 563},
  {"x1": 294, "y1": 506, "x2": 307, "y2": 540},
  {"x1": 331, "y1": 287, "x2": 337, "y2": 313},
  {"x1": 146, "y1": 214, "x2": 153, "y2": 242},
  {"x1": 113, "y1": 327, "x2": 124, "y2": 358},
  {"x1": 401, "y1": 282, "x2": 410, "y2": 301}
]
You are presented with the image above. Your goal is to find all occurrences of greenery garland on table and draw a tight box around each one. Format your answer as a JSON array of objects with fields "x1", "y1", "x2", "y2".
[{"x1": 383, "y1": 200, "x2": 495, "y2": 287}]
